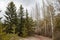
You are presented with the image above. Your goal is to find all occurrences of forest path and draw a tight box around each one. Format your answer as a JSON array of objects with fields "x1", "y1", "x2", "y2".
[{"x1": 19, "y1": 35, "x2": 52, "y2": 40}]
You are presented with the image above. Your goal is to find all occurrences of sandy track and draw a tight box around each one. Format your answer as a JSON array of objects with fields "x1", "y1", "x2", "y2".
[{"x1": 19, "y1": 35, "x2": 52, "y2": 40}]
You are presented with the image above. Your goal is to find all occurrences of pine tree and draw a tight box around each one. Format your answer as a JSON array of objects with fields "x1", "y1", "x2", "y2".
[
  {"x1": 0, "y1": 17, "x2": 3, "y2": 34},
  {"x1": 0, "y1": 17, "x2": 3, "y2": 40},
  {"x1": 21, "y1": 9, "x2": 28, "y2": 37},
  {"x1": 17, "y1": 5, "x2": 24, "y2": 36},
  {"x1": 25, "y1": 9, "x2": 35, "y2": 36},
  {"x1": 4, "y1": 2, "x2": 17, "y2": 34}
]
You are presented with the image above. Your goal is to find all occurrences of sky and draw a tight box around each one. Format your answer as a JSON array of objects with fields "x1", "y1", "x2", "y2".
[
  {"x1": 0, "y1": 0, "x2": 56, "y2": 21},
  {"x1": 0, "y1": 0, "x2": 43, "y2": 21}
]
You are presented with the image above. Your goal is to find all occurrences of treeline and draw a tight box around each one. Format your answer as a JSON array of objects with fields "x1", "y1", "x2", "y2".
[
  {"x1": 36, "y1": 0, "x2": 60, "y2": 40},
  {"x1": 0, "y1": 0, "x2": 60, "y2": 40},
  {"x1": 30, "y1": 0, "x2": 60, "y2": 40},
  {"x1": 0, "y1": 1, "x2": 35, "y2": 39}
]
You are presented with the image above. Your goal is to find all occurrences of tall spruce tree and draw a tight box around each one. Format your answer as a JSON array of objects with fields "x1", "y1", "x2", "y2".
[
  {"x1": 25, "y1": 9, "x2": 29, "y2": 35},
  {"x1": 0, "y1": 17, "x2": 3, "y2": 40},
  {"x1": 21, "y1": 9, "x2": 28, "y2": 37},
  {"x1": 17, "y1": 5, "x2": 24, "y2": 36},
  {"x1": 25, "y1": 9, "x2": 35, "y2": 36},
  {"x1": 4, "y1": 2, "x2": 17, "y2": 34},
  {"x1": 21, "y1": 9, "x2": 35, "y2": 37}
]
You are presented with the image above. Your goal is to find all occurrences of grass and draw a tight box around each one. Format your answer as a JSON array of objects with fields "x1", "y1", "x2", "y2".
[{"x1": 0, "y1": 34, "x2": 20, "y2": 40}]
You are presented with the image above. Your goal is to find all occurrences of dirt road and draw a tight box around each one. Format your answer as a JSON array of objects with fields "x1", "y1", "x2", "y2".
[{"x1": 19, "y1": 35, "x2": 52, "y2": 40}]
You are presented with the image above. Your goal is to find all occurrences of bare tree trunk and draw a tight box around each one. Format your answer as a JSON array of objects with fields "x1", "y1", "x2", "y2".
[
  {"x1": 48, "y1": 4, "x2": 54, "y2": 40},
  {"x1": 42, "y1": 0, "x2": 47, "y2": 36},
  {"x1": 35, "y1": 3, "x2": 40, "y2": 34}
]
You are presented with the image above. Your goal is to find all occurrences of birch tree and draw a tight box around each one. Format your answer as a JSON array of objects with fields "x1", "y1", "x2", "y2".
[
  {"x1": 42, "y1": 0, "x2": 47, "y2": 36},
  {"x1": 34, "y1": 3, "x2": 41, "y2": 34},
  {"x1": 46, "y1": 0, "x2": 55, "y2": 39}
]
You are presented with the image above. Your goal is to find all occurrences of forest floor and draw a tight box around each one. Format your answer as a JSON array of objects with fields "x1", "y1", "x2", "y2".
[{"x1": 19, "y1": 35, "x2": 52, "y2": 40}]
